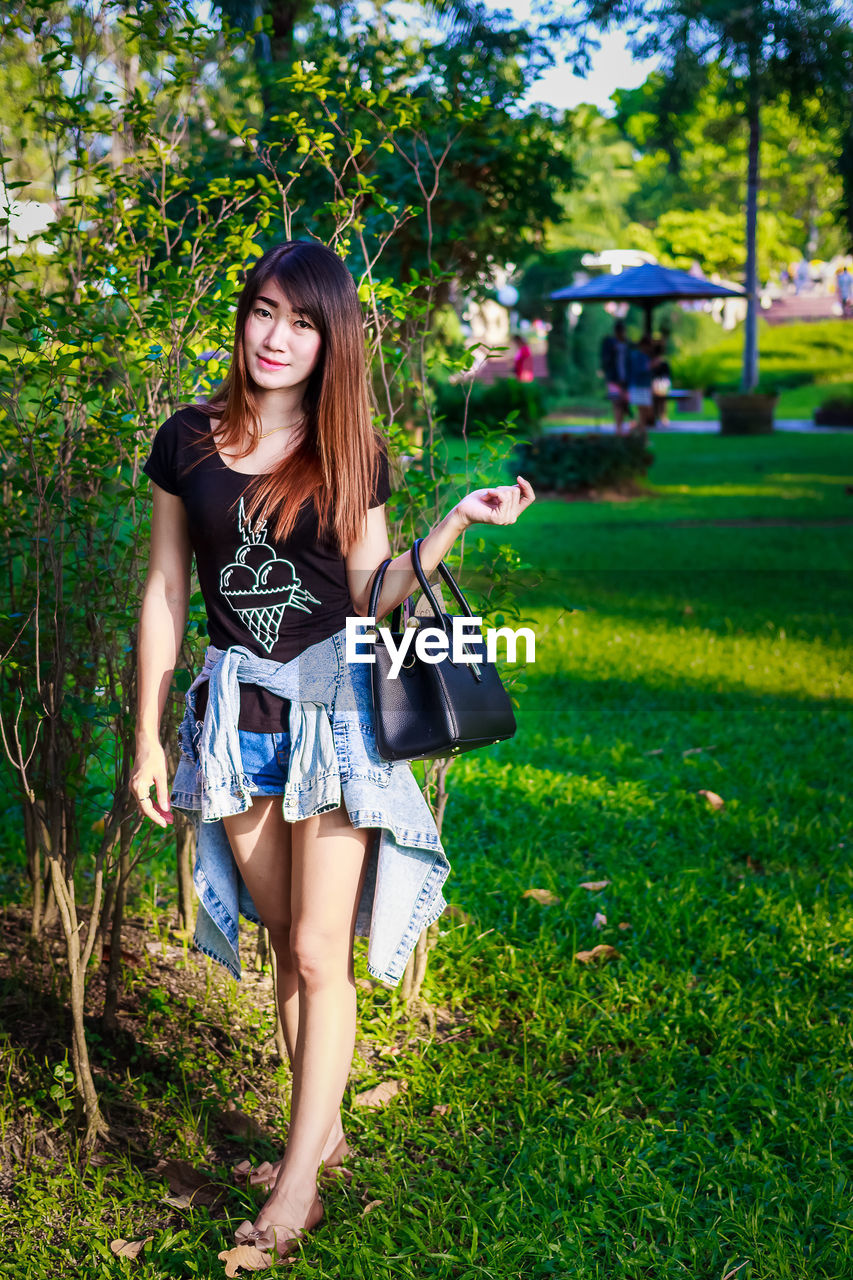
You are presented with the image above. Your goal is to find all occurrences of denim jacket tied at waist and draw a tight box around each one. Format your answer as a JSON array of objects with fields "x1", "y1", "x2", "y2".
[{"x1": 170, "y1": 631, "x2": 448, "y2": 987}]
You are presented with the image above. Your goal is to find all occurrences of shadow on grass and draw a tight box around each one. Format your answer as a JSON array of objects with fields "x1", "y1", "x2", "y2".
[
  {"x1": 0, "y1": 940, "x2": 282, "y2": 1172},
  {"x1": 463, "y1": 566, "x2": 853, "y2": 644}
]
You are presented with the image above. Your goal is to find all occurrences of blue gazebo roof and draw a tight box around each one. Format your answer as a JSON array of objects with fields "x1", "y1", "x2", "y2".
[{"x1": 550, "y1": 262, "x2": 744, "y2": 303}]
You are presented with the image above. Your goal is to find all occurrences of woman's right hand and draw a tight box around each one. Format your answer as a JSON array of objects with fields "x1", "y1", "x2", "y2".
[{"x1": 130, "y1": 737, "x2": 173, "y2": 828}]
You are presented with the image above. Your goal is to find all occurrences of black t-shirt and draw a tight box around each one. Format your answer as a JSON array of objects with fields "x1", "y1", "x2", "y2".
[{"x1": 143, "y1": 407, "x2": 391, "y2": 731}]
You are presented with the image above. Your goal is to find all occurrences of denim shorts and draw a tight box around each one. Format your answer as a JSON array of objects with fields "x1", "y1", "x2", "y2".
[{"x1": 238, "y1": 728, "x2": 291, "y2": 795}]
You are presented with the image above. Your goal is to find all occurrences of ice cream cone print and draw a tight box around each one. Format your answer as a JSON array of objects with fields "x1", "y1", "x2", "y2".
[{"x1": 220, "y1": 498, "x2": 321, "y2": 652}]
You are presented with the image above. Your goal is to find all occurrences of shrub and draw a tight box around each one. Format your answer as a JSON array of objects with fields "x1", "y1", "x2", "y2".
[
  {"x1": 653, "y1": 305, "x2": 727, "y2": 359},
  {"x1": 434, "y1": 377, "x2": 545, "y2": 435},
  {"x1": 814, "y1": 395, "x2": 853, "y2": 426},
  {"x1": 568, "y1": 305, "x2": 615, "y2": 394},
  {"x1": 512, "y1": 432, "x2": 654, "y2": 493},
  {"x1": 671, "y1": 320, "x2": 853, "y2": 394}
]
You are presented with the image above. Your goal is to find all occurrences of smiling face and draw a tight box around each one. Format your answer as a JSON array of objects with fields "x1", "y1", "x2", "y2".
[{"x1": 242, "y1": 276, "x2": 323, "y2": 397}]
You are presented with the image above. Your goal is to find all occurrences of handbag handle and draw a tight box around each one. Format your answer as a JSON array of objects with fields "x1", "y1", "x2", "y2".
[
  {"x1": 409, "y1": 538, "x2": 474, "y2": 635},
  {"x1": 367, "y1": 555, "x2": 400, "y2": 629},
  {"x1": 367, "y1": 539, "x2": 474, "y2": 636}
]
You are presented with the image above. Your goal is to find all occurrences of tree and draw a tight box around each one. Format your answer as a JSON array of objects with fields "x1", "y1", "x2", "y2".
[
  {"x1": 545, "y1": 103, "x2": 639, "y2": 253},
  {"x1": 651, "y1": 207, "x2": 798, "y2": 280},
  {"x1": 0, "y1": 0, "x2": 548, "y2": 1137},
  {"x1": 613, "y1": 67, "x2": 847, "y2": 263},
  {"x1": 193, "y1": 1, "x2": 577, "y2": 292},
  {"x1": 579, "y1": 1, "x2": 853, "y2": 390},
  {"x1": 0, "y1": 0, "x2": 278, "y2": 1143}
]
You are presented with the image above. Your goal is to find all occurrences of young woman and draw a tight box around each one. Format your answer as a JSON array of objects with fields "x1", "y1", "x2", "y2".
[{"x1": 131, "y1": 241, "x2": 534, "y2": 1260}]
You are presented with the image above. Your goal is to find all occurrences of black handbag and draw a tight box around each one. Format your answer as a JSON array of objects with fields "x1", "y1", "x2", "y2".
[{"x1": 367, "y1": 538, "x2": 517, "y2": 762}]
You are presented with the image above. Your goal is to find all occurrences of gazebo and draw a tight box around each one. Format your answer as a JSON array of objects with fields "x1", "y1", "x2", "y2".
[{"x1": 551, "y1": 262, "x2": 745, "y2": 336}]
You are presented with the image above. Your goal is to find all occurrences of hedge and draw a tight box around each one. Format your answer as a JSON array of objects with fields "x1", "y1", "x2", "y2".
[
  {"x1": 814, "y1": 395, "x2": 853, "y2": 427},
  {"x1": 434, "y1": 377, "x2": 545, "y2": 435},
  {"x1": 512, "y1": 431, "x2": 654, "y2": 493}
]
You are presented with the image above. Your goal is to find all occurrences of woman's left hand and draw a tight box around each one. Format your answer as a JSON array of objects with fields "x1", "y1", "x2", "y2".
[{"x1": 455, "y1": 475, "x2": 535, "y2": 528}]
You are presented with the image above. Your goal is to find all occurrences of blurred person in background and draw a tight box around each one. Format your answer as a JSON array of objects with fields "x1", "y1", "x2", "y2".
[
  {"x1": 512, "y1": 333, "x2": 535, "y2": 382},
  {"x1": 600, "y1": 319, "x2": 630, "y2": 434},
  {"x1": 627, "y1": 336, "x2": 654, "y2": 435}
]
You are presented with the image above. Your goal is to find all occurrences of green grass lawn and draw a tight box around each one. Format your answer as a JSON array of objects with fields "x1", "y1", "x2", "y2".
[{"x1": 2, "y1": 433, "x2": 852, "y2": 1278}]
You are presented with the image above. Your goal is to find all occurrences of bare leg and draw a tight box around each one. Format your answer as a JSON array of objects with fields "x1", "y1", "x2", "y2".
[
  {"x1": 230, "y1": 800, "x2": 372, "y2": 1254},
  {"x1": 222, "y1": 798, "x2": 349, "y2": 1178},
  {"x1": 631, "y1": 405, "x2": 651, "y2": 436}
]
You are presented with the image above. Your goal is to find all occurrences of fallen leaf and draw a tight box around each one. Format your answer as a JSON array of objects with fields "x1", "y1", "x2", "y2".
[
  {"x1": 746, "y1": 854, "x2": 765, "y2": 874},
  {"x1": 683, "y1": 744, "x2": 717, "y2": 755},
  {"x1": 644, "y1": 747, "x2": 664, "y2": 755},
  {"x1": 352, "y1": 1079, "x2": 406, "y2": 1108},
  {"x1": 697, "y1": 789, "x2": 725, "y2": 809},
  {"x1": 148, "y1": 1158, "x2": 226, "y2": 1208},
  {"x1": 220, "y1": 1102, "x2": 266, "y2": 1139},
  {"x1": 579, "y1": 880, "x2": 610, "y2": 891},
  {"x1": 592, "y1": 912, "x2": 607, "y2": 930},
  {"x1": 361, "y1": 1200, "x2": 383, "y2": 1215},
  {"x1": 101, "y1": 945, "x2": 142, "y2": 966},
  {"x1": 443, "y1": 903, "x2": 473, "y2": 926},
  {"x1": 574, "y1": 944, "x2": 620, "y2": 964},
  {"x1": 162, "y1": 1193, "x2": 194, "y2": 1209},
  {"x1": 618, "y1": 922, "x2": 631, "y2": 932},
  {"x1": 431, "y1": 1103, "x2": 450, "y2": 1116},
  {"x1": 218, "y1": 1245, "x2": 275, "y2": 1275},
  {"x1": 110, "y1": 1237, "x2": 153, "y2": 1259},
  {"x1": 522, "y1": 888, "x2": 559, "y2": 905}
]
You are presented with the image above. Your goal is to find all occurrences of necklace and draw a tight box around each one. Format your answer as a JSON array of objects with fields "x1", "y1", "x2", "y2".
[{"x1": 259, "y1": 414, "x2": 305, "y2": 440}]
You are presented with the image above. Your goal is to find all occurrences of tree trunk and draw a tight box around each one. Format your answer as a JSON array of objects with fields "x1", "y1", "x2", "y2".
[
  {"x1": 268, "y1": 0, "x2": 302, "y2": 63},
  {"x1": 742, "y1": 59, "x2": 761, "y2": 392},
  {"x1": 40, "y1": 877, "x2": 58, "y2": 933},
  {"x1": 93, "y1": 879, "x2": 117, "y2": 969},
  {"x1": 48, "y1": 858, "x2": 107, "y2": 1144},
  {"x1": 175, "y1": 816, "x2": 195, "y2": 933},
  {"x1": 546, "y1": 303, "x2": 571, "y2": 382},
  {"x1": 269, "y1": 941, "x2": 289, "y2": 1066},
  {"x1": 402, "y1": 761, "x2": 451, "y2": 1006},
  {"x1": 255, "y1": 922, "x2": 269, "y2": 971},
  {"x1": 102, "y1": 831, "x2": 132, "y2": 1033},
  {"x1": 400, "y1": 940, "x2": 416, "y2": 1001},
  {"x1": 24, "y1": 805, "x2": 44, "y2": 937}
]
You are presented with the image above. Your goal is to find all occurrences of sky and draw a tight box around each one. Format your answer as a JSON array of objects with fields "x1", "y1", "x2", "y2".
[
  {"x1": 493, "y1": 2, "x2": 660, "y2": 114},
  {"x1": 521, "y1": 28, "x2": 659, "y2": 113},
  {"x1": 384, "y1": 1, "x2": 660, "y2": 115}
]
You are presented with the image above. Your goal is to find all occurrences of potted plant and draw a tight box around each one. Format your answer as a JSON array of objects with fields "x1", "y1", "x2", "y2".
[{"x1": 714, "y1": 383, "x2": 778, "y2": 435}]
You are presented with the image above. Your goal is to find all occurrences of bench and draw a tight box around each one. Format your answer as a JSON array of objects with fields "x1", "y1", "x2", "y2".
[{"x1": 664, "y1": 389, "x2": 703, "y2": 413}]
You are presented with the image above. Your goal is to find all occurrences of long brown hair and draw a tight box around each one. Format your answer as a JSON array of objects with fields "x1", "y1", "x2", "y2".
[{"x1": 190, "y1": 241, "x2": 380, "y2": 552}]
